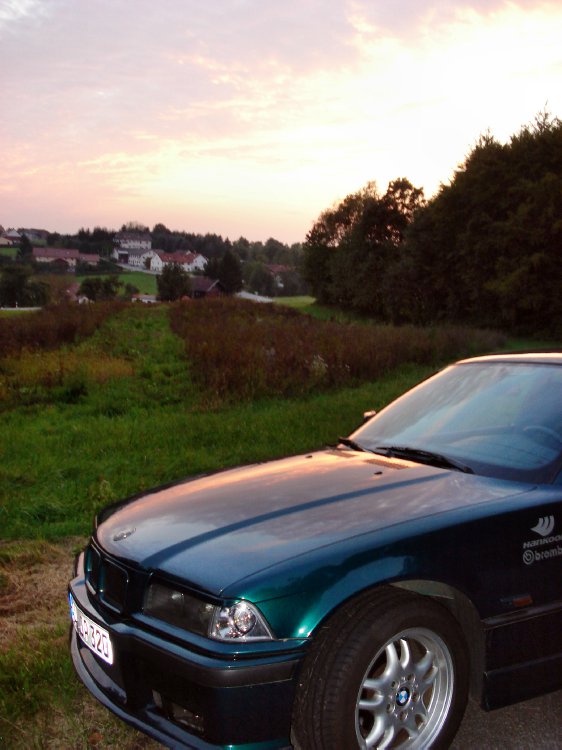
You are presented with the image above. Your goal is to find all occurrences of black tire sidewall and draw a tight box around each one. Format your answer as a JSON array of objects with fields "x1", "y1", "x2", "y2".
[{"x1": 299, "y1": 592, "x2": 469, "y2": 750}]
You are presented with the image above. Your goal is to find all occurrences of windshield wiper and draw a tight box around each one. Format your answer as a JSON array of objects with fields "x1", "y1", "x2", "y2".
[
  {"x1": 373, "y1": 445, "x2": 473, "y2": 474},
  {"x1": 337, "y1": 437, "x2": 373, "y2": 453}
]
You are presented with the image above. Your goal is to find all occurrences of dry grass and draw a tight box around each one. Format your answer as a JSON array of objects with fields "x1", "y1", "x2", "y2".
[
  {"x1": 0, "y1": 539, "x2": 79, "y2": 649},
  {"x1": 0, "y1": 539, "x2": 162, "y2": 749}
]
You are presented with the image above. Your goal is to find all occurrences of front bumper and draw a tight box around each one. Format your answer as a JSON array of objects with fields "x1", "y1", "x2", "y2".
[{"x1": 69, "y1": 574, "x2": 304, "y2": 749}]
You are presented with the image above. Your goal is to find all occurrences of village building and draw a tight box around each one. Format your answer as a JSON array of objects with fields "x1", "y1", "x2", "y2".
[
  {"x1": 126, "y1": 249, "x2": 157, "y2": 268},
  {"x1": 32, "y1": 247, "x2": 100, "y2": 271},
  {"x1": 112, "y1": 231, "x2": 152, "y2": 263},
  {"x1": 150, "y1": 251, "x2": 207, "y2": 274},
  {"x1": 32, "y1": 247, "x2": 80, "y2": 268},
  {"x1": 0, "y1": 229, "x2": 22, "y2": 246},
  {"x1": 190, "y1": 276, "x2": 223, "y2": 298}
]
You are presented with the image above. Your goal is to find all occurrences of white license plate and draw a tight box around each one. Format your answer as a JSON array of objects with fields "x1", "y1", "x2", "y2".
[{"x1": 69, "y1": 593, "x2": 114, "y2": 665}]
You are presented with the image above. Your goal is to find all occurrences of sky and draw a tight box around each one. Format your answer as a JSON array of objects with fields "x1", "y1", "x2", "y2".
[{"x1": 1, "y1": 0, "x2": 561, "y2": 243}]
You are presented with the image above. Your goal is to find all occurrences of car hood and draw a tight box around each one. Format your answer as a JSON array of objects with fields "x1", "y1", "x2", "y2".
[{"x1": 95, "y1": 450, "x2": 531, "y2": 594}]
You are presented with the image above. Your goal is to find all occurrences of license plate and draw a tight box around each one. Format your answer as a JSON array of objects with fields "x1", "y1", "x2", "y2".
[{"x1": 69, "y1": 593, "x2": 114, "y2": 665}]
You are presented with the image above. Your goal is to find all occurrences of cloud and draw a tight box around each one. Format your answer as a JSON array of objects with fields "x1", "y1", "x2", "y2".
[
  {"x1": 1, "y1": 1, "x2": 561, "y2": 239},
  {"x1": 0, "y1": 0, "x2": 50, "y2": 32}
]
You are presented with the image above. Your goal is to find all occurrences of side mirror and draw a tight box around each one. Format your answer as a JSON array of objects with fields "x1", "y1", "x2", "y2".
[{"x1": 362, "y1": 410, "x2": 377, "y2": 423}]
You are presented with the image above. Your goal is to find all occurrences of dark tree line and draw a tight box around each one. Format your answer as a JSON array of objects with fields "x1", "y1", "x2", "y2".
[{"x1": 303, "y1": 113, "x2": 562, "y2": 335}]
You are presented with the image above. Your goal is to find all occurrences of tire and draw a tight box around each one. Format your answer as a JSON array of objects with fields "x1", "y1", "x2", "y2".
[{"x1": 291, "y1": 588, "x2": 469, "y2": 750}]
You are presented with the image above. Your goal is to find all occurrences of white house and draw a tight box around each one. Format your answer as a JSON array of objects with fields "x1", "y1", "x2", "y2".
[
  {"x1": 127, "y1": 249, "x2": 157, "y2": 268},
  {"x1": 150, "y1": 251, "x2": 208, "y2": 273},
  {"x1": 1, "y1": 229, "x2": 21, "y2": 246},
  {"x1": 113, "y1": 231, "x2": 152, "y2": 262}
]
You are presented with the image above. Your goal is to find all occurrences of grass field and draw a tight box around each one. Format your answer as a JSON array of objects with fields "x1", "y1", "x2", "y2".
[
  {"x1": 75, "y1": 270, "x2": 158, "y2": 296},
  {"x1": 0, "y1": 300, "x2": 559, "y2": 748}
]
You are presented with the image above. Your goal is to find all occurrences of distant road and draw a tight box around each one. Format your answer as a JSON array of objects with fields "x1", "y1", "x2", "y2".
[{"x1": 0, "y1": 306, "x2": 40, "y2": 311}]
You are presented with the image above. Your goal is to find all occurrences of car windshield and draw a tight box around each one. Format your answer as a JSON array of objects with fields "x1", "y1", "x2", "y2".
[{"x1": 351, "y1": 361, "x2": 562, "y2": 483}]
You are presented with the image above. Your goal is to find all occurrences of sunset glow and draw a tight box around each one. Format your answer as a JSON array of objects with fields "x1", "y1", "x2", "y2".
[{"x1": 1, "y1": 0, "x2": 561, "y2": 242}]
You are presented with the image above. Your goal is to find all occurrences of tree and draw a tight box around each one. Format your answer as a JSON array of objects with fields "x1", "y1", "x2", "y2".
[
  {"x1": 17, "y1": 234, "x2": 33, "y2": 261},
  {"x1": 217, "y1": 249, "x2": 243, "y2": 294},
  {"x1": 0, "y1": 265, "x2": 32, "y2": 306},
  {"x1": 232, "y1": 236, "x2": 251, "y2": 261},
  {"x1": 78, "y1": 276, "x2": 122, "y2": 301},
  {"x1": 245, "y1": 262, "x2": 275, "y2": 296},
  {"x1": 0, "y1": 265, "x2": 49, "y2": 307},
  {"x1": 204, "y1": 257, "x2": 221, "y2": 279},
  {"x1": 121, "y1": 221, "x2": 149, "y2": 233},
  {"x1": 400, "y1": 111, "x2": 562, "y2": 333},
  {"x1": 302, "y1": 179, "x2": 425, "y2": 316},
  {"x1": 156, "y1": 264, "x2": 192, "y2": 301}
]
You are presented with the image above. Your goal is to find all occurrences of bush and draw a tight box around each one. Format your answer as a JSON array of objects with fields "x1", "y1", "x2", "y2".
[
  {"x1": 0, "y1": 302, "x2": 125, "y2": 358},
  {"x1": 169, "y1": 298, "x2": 504, "y2": 402}
]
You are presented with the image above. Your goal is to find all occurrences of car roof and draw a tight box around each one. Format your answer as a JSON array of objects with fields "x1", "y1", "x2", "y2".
[{"x1": 457, "y1": 352, "x2": 562, "y2": 366}]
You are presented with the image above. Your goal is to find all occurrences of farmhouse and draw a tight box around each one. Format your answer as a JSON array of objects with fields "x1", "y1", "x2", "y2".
[
  {"x1": 150, "y1": 251, "x2": 208, "y2": 273},
  {"x1": 32, "y1": 247, "x2": 100, "y2": 271},
  {"x1": 113, "y1": 231, "x2": 152, "y2": 263},
  {"x1": 0, "y1": 229, "x2": 21, "y2": 246},
  {"x1": 190, "y1": 276, "x2": 223, "y2": 298},
  {"x1": 126, "y1": 249, "x2": 157, "y2": 268},
  {"x1": 33, "y1": 247, "x2": 80, "y2": 268}
]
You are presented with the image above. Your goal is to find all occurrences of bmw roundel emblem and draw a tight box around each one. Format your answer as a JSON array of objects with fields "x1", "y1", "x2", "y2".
[
  {"x1": 113, "y1": 527, "x2": 136, "y2": 542},
  {"x1": 396, "y1": 688, "x2": 410, "y2": 707}
]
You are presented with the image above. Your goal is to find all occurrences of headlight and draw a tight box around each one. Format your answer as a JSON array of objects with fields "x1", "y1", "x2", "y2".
[
  {"x1": 210, "y1": 601, "x2": 273, "y2": 641},
  {"x1": 144, "y1": 581, "x2": 274, "y2": 641}
]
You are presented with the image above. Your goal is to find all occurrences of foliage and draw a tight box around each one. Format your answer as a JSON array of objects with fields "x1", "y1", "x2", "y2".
[
  {"x1": 205, "y1": 248, "x2": 243, "y2": 293},
  {"x1": 244, "y1": 261, "x2": 276, "y2": 296},
  {"x1": 245, "y1": 262, "x2": 309, "y2": 297},
  {"x1": 169, "y1": 297, "x2": 503, "y2": 403},
  {"x1": 302, "y1": 179, "x2": 425, "y2": 316},
  {"x1": 0, "y1": 264, "x2": 50, "y2": 307},
  {"x1": 304, "y1": 112, "x2": 562, "y2": 335},
  {"x1": 397, "y1": 112, "x2": 562, "y2": 334},
  {"x1": 156, "y1": 263, "x2": 192, "y2": 301},
  {"x1": 16, "y1": 234, "x2": 33, "y2": 261},
  {"x1": 78, "y1": 275, "x2": 123, "y2": 301},
  {"x1": 48, "y1": 225, "x2": 115, "y2": 257},
  {"x1": 76, "y1": 257, "x2": 121, "y2": 276},
  {"x1": 0, "y1": 301, "x2": 124, "y2": 358},
  {"x1": 279, "y1": 268, "x2": 309, "y2": 296}
]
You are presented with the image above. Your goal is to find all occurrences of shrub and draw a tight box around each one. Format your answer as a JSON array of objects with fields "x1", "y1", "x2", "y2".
[
  {"x1": 0, "y1": 301, "x2": 125, "y2": 358},
  {"x1": 169, "y1": 298, "x2": 504, "y2": 402}
]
